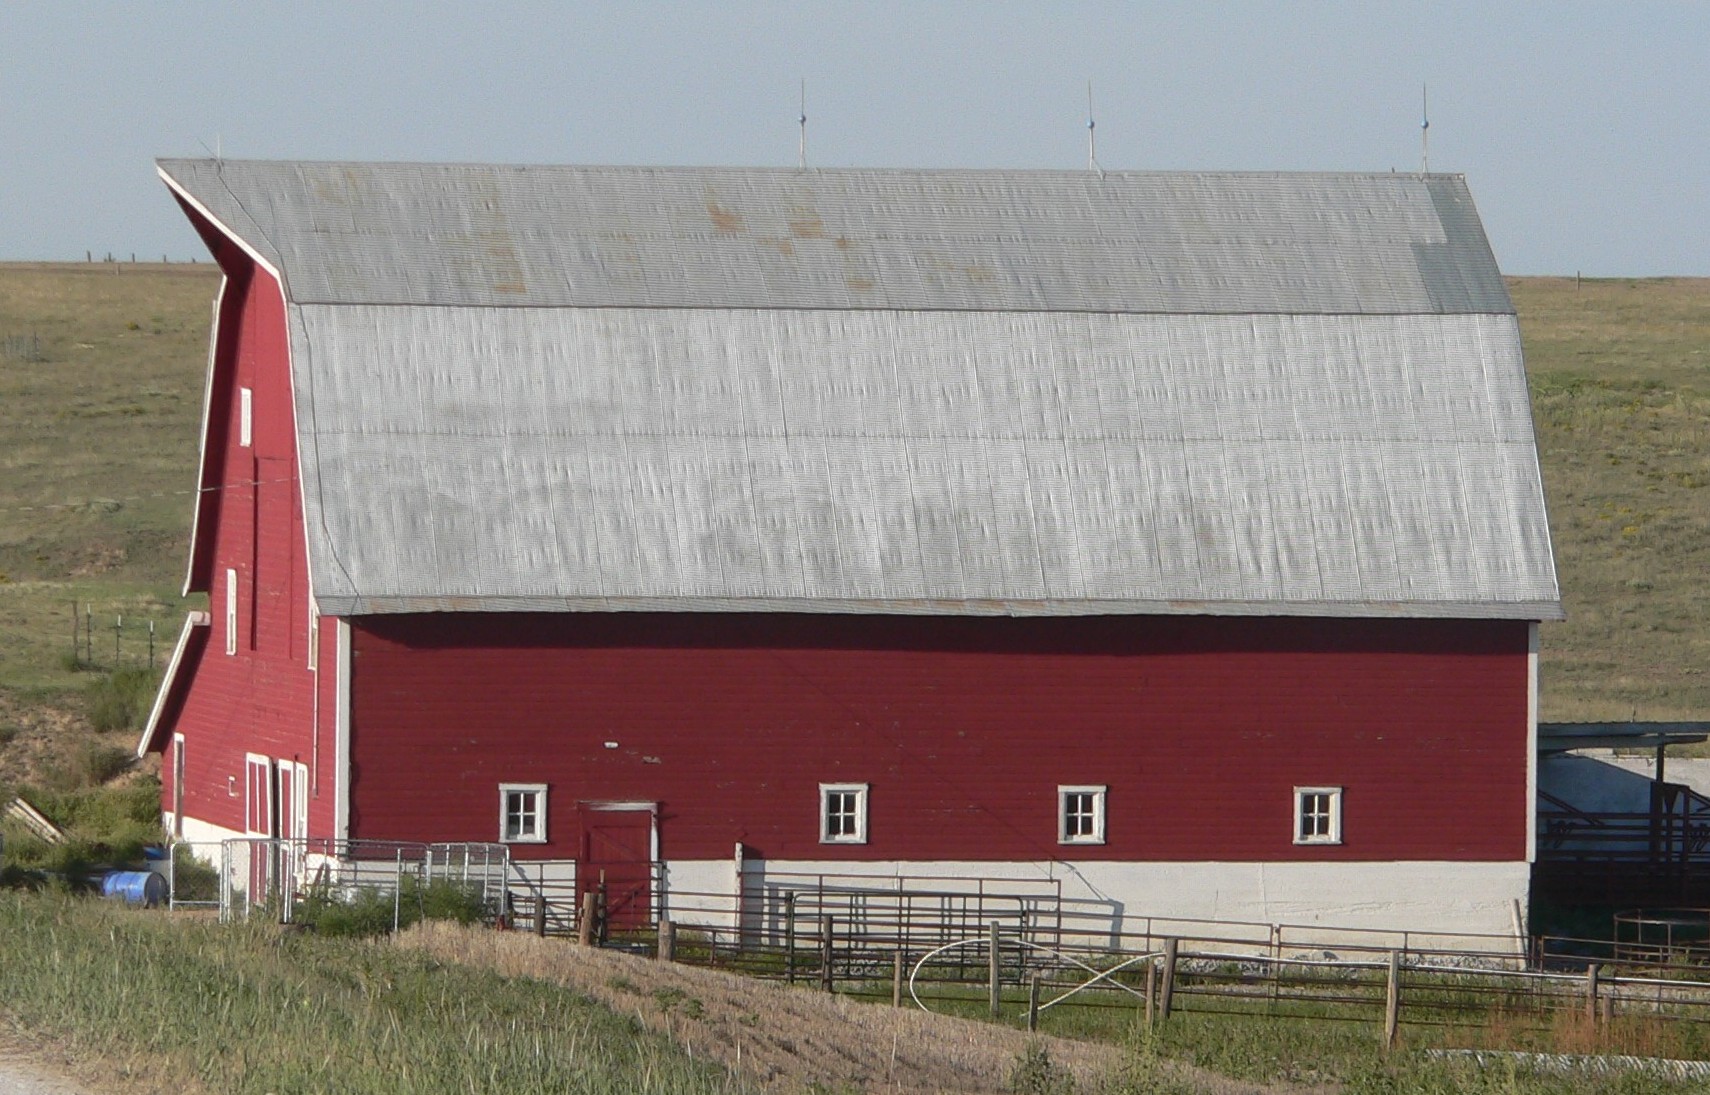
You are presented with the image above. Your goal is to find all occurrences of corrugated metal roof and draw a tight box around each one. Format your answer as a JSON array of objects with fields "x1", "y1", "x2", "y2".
[
  {"x1": 159, "y1": 160, "x2": 1512, "y2": 316},
  {"x1": 159, "y1": 159, "x2": 1557, "y2": 620},
  {"x1": 289, "y1": 307, "x2": 1558, "y2": 618}
]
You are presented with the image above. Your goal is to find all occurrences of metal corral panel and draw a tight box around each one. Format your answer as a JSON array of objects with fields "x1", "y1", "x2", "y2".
[
  {"x1": 290, "y1": 306, "x2": 1558, "y2": 618},
  {"x1": 159, "y1": 160, "x2": 1510, "y2": 316}
]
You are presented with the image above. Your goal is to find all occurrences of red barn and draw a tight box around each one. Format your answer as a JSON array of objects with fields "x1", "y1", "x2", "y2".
[{"x1": 139, "y1": 161, "x2": 1559, "y2": 939}]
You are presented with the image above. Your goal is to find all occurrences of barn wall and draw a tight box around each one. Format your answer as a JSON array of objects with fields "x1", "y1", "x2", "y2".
[
  {"x1": 160, "y1": 234, "x2": 326, "y2": 841},
  {"x1": 348, "y1": 614, "x2": 1530, "y2": 865}
]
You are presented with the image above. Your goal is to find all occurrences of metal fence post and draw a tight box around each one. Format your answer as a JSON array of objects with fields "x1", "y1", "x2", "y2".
[
  {"x1": 392, "y1": 849, "x2": 403, "y2": 934},
  {"x1": 785, "y1": 892, "x2": 797, "y2": 985},
  {"x1": 820, "y1": 916, "x2": 834, "y2": 992},
  {"x1": 219, "y1": 842, "x2": 232, "y2": 923}
]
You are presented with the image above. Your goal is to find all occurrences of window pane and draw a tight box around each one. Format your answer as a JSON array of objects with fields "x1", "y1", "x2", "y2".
[
  {"x1": 826, "y1": 791, "x2": 852, "y2": 836},
  {"x1": 506, "y1": 791, "x2": 537, "y2": 839}
]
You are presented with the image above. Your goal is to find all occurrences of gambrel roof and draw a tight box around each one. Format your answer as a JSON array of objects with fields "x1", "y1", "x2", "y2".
[{"x1": 159, "y1": 160, "x2": 1560, "y2": 620}]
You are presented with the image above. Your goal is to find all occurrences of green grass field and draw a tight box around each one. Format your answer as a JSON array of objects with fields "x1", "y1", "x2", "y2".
[
  {"x1": 0, "y1": 262, "x2": 216, "y2": 693},
  {"x1": 1, "y1": 265, "x2": 1707, "y2": 771},
  {"x1": 1515, "y1": 278, "x2": 1710, "y2": 721}
]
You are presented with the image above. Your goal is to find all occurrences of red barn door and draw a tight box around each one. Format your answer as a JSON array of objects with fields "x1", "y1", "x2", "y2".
[{"x1": 578, "y1": 804, "x2": 654, "y2": 931}]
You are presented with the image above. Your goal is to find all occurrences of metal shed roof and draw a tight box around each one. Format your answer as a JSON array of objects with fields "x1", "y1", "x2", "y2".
[
  {"x1": 159, "y1": 159, "x2": 1559, "y2": 620},
  {"x1": 159, "y1": 160, "x2": 1511, "y2": 316}
]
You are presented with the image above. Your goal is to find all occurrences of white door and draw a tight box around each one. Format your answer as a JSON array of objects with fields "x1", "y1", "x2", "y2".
[{"x1": 244, "y1": 754, "x2": 274, "y2": 903}]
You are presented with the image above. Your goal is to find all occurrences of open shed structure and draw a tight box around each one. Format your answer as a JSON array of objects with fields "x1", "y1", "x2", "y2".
[{"x1": 139, "y1": 160, "x2": 1559, "y2": 941}]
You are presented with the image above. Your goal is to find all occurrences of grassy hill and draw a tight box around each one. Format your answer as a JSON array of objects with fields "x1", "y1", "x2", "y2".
[
  {"x1": 1516, "y1": 277, "x2": 1710, "y2": 719},
  {"x1": 0, "y1": 262, "x2": 218, "y2": 787},
  {"x1": 1, "y1": 263, "x2": 1707, "y2": 785}
]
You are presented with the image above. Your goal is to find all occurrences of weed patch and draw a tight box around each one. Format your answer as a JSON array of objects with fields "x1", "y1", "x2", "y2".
[
  {"x1": 292, "y1": 877, "x2": 494, "y2": 937},
  {"x1": 1009, "y1": 1042, "x2": 1077, "y2": 1094},
  {"x1": 82, "y1": 666, "x2": 158, "y2": 733}
]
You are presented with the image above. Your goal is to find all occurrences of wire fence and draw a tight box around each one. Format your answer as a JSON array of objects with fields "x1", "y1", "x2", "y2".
[
  {"x1": 645, "y1": 901, "x2": 1710, "y2": 1046},
  {"x1": 169, "y1": 839, "x2": 510, "y2": 930},
  {"x1": 66, "y1": 603, "x2": 173, "y2": 673},
  {"x1": 147, "y1": 849, "x2": 1710, "y2": 1048},
  {"x1": 0, "y1": 332, "x2": 44, "y2": 363}
]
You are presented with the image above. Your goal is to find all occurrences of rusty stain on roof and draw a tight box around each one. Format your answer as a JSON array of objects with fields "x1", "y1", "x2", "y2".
[{"x1": 706, "y1": 199, "x2": 745, "y2": 235}]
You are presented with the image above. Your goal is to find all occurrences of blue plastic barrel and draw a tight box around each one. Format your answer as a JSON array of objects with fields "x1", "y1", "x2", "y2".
[{"x1": 101, "y1": 870, "x2": 167, "y2": 908}]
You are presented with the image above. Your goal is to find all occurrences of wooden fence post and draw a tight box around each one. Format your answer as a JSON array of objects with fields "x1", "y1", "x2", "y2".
[
  {"x1": 892, "y1": 951, "x2": 905, "y2": 1008},
  {"x1": 820, "y1": 916, "x2": 834, "y2": 993},
  {"x1": 1159, "y1": 938, "x2": 1178, "y2": 1020},
  {"x1": 576, "y1": 892, "x2": 595, "y2": 945},
  {"x1": 1027, "y1": 971, "x2": 1041, "y2": 1032},
  {"x1": 1585, "y1": 964, "x2": 1599, "y2": 1025},
  {"x1": 534, "y1": 888, "x2": 548, "y2": 937},
  {"x1": 1383, "y1": 950, "x2": 1401, "y2": 1050},
  {"x1": 1145, "y1": 956, "x2": 1157, "y2": 1027},
  {"x1": 988, "y1": 922, "x2": 1002, "y2": 1018},
  {"x1": 657, "y1": 917, "x2": 675, "y2": 962}
]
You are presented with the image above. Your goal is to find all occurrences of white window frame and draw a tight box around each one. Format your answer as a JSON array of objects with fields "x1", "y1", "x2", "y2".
[
  {"x1": 1058, "y1": 785, "x2": 1107, "y2": 845},
  {"x1": 224, "y1": 568, "x2": 238, "y2": 656},
  {"x1": 239, "y1": 387, "x2": 253, "y2": 448},
  {"x1": 818, "y1": 783, "x2": 869, "y2": 845},
  {"x1": 171, "y1": 733, "x2": 186, "y2": 838},
  {"x1": 499, "y1": 783, "x2": 548, "y2": 844},
  {"x1": 1293, "y1": 786, "x2": 1343, "y2": 846},
  {"x1": 307, "y1": 607, "x2": 319, "y2": 671}
]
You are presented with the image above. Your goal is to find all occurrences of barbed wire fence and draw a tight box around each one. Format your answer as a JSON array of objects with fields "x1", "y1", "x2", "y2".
[
  {"x1": 0, "y1": 332, "x2": 45, "y2": 363},
  {"x1": 67, "y1": 603, "x2": 169, "y2": 674}
]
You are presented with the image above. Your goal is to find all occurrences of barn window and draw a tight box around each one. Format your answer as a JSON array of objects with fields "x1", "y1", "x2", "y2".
[
  {"x1": 1058, "y1": 786, "x2": 1107, "y2": 844},
  {"x1": 1293, "y1": 787, "x2": 1343, "y2": 845},
  {"x1": 224, "y1": 568, "x2": 238, "y2": 656},
  {"x1": 819, "y1": 783, "x2": 868, "y2": 844},
  {"x1": 500, "y1": 784, "x2": 548, "y2": 843}
]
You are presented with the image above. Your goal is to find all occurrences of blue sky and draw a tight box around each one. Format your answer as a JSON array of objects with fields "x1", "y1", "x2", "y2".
[{"x1": 3, "y1": 1, "x2": 1704, "y2": 274}]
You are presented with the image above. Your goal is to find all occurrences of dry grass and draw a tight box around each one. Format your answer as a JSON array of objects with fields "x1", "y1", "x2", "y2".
[
  {"x1": 0, "y1": 894, "x2": 744, "y2": 1095},
  {"x1": 401, "y1": 922, "x2": 1120, "y2": 1093},
  {"x1": 400, "y1": 922, "x2": 1309, "y2": 1094}
]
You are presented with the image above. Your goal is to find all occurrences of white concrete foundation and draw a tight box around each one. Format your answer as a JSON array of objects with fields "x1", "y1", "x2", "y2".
[
  {"x1": 656, "y1": 857, "x2": 1530, "y2": 953},
  {"x1": 175, "y1": 814, "x2": 246, "y2": 849}
]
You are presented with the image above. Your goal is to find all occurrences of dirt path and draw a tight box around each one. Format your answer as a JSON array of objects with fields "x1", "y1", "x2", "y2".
[
  {"x1": 402, "y1": 923, "x2": 1329, "y2": 1094},
  {"x1": 0, "y1": 1034, "x2": 91, "y2": 1095},
  {"x1": 0, "y1": 1030, "x2": 196, "y2": 1095}
]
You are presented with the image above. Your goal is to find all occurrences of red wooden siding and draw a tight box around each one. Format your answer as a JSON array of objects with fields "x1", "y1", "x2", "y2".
[
  {"x1": 348, "y1": 614, "x2": 1530, "y2": 863},
  {"x1": 154, "y1": 215, "x2": 332, "y2": 840}
]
